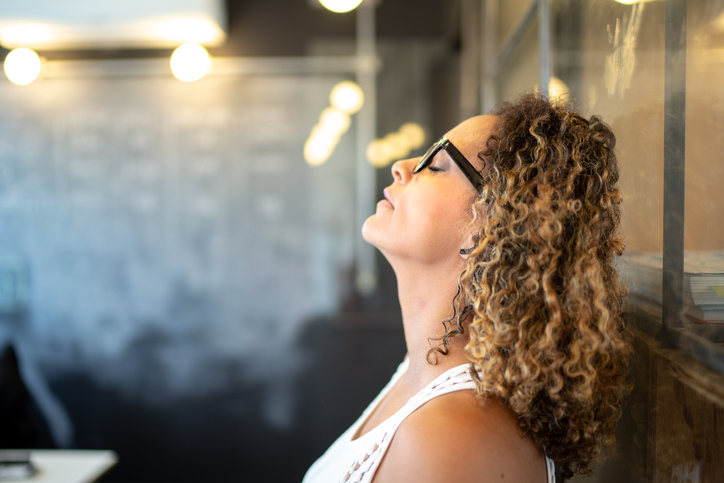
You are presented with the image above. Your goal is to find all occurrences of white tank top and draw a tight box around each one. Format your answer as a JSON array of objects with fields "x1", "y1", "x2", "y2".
[{"x1": 303, "y1": 359, "x2": 556, "y2": 483}]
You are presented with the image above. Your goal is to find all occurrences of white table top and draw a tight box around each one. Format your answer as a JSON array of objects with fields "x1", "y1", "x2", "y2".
[{"x1": 25, "y1": 450, "x2": 117, "y2": 483}]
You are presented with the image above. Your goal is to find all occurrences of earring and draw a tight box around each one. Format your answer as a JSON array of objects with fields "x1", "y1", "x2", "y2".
[{"x1": 460, "y1": 247, "x2": 473, "y2": 255}]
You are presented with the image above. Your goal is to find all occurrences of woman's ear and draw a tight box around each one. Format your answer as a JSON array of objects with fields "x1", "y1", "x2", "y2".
[{"x1": 459, "y1": 231, "x2": 476, "y2": 259}]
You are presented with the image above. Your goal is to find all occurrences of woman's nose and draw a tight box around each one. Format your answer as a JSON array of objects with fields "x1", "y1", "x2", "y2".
[{"x1": 391, "y1": 158, "x2": 417, "y2": 185}]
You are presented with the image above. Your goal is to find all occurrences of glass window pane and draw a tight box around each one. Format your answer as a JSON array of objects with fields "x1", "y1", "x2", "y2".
[
  {"x1": 498, "y1": 0, "x2": 537, "y2": 47},
  {"x1": 684, "y1": 1, "x2": 724, "y2": 323},
  {"x1": 498, "y1": 18, "x2": 540, "y2": 103}
]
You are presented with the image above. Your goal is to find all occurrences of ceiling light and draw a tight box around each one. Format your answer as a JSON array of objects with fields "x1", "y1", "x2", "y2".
[
  {"x1": 398, "y1": 123, "x2": 425, "y2": 150},
  {"x1": 329, "y1": 81, "x2": 364, "y2": 114},
  {"x1": 0, "y1": 24, "x2": 51, "y2": 47},
  {"x1": 318, "y1": 0, "x2": 365, "y2": 13},
  {"x1": 318, "y1": 108, "x2": 351, "y2": 137},
  {"x1": 4, "y1": 48, "x2": 42, "y2": 85},
  {"x1": 366, "y1": 139, "x2": 392, "y2": 168},
  {"x1": 0, "y1": 1, "x2": 226, "y2": 50},
  {"x1": 304, "y1": 135, "x2": 336, "y2": 166},
  {"x1": 366, "y1": 122, "x2": 426, "y2": 168},
  {"x1": 155, "y1": 18, "x2": 222, "y2": 44},
  {"x1": 170, "y1": 43, "x2": 211, "y2": 82},
  {"x1": 383, "y1": 133, "x2": 410, "y2": 160}
]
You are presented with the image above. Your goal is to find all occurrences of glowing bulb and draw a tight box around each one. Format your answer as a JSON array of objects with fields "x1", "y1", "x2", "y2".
[
  {"x1": 398, "y1": 123, "x2": 425, "y2": 149},
  {"x1": 170, "y1": 43, "x2": 211, "y2": 82},
  {"x1": 330, "y1": 81, "x2": 364, "y2": 114},
  {"x1": 319, "y1": 107, "x2": 351, "y2": 136},
  {"x1": 319, "y1": 0, "x2": 364, "y2": 13},
  {"x1": 614, "y1": 0, "x2": 639, "y2": 3},
  {"x1": 4, "y1": 48, "x2": 41, "y2": 85},
  {"x1": 384, "y1": 133, "x2": 410, "y2": 160},
  {"x1": 367, "y1": 139, "x2": 393, "y2": 168},
  {"x1": 304, "y1": 135, "x2": 336, "y2": 166}
]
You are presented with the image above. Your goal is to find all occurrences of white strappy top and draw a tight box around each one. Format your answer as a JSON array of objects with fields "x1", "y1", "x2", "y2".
[{"x1": 303, "y1": 359, "x2": 556, "y2": 483}]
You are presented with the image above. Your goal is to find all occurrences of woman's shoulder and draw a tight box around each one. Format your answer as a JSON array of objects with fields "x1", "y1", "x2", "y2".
[{"x1": 372, "y1": 390, "x2": 547, "y2": 483}]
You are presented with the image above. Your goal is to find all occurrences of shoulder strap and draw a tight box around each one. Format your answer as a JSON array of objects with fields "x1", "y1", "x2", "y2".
[
  {"x1": 398, "y1": 363, "x2": 476, "y2": 418},
  {"x1": 339, "y1": 364, "x2": 475, "y2": 483}
]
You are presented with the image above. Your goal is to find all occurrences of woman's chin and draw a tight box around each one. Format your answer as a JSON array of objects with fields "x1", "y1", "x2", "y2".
[
  {"x1": 361, "y1": 216, "x2": 378, "y2": 246},
  {"x1": 361, "y1": 217, "x2": 392, "y2": 255}
]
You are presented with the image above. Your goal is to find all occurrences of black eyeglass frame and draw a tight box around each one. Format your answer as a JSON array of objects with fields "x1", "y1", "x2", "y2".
[{"x1": 412, "y1": 136, "x2": 485, "y2": 192}]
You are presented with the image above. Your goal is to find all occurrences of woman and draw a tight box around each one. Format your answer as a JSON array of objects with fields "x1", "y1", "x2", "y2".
[{"x1": 303, "y1": 94, "x2": 631, "y2": 483}]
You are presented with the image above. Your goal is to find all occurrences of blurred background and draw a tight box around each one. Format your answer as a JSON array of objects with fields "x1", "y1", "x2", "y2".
[{"x1": 0, "y1": 0, "x2": 723, "y2": 482}]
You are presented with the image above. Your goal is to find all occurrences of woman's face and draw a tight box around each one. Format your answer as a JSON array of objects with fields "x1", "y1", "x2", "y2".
[{"x1": 362, "y1": 115, "x2": 498, "y2": 267}]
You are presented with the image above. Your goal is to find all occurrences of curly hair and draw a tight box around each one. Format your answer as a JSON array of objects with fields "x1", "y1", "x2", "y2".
[{"x1": 442, "y1": 94, "x2": 632, "y2": 478}]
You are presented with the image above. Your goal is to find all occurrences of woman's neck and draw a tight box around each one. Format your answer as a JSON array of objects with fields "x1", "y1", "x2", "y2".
[{"x1": 392, "y1": 260, "x2": 471, "y2": 386}]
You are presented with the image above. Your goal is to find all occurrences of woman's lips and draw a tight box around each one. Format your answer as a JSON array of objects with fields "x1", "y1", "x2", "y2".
[{"x1": 383, "y1": 188, "x2": 394, "y2": 208}]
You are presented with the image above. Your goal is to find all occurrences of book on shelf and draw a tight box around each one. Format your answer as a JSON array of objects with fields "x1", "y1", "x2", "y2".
[
  {"x1": 621, "y1": 251, "x2": 724, "y2": 323},
  {"x1": 683, "y1": 304, "x2": 724, "y2": 324}
]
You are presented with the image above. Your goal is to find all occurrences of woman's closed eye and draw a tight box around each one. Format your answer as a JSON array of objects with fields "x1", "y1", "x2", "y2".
[{"x1": 426, "y1": 158, "x2": 448, "y2": 173}]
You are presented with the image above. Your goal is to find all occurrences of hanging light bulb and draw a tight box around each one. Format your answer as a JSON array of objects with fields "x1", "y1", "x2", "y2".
[
  {"x1": 366, "y1": 139, "x2": 393, "y2": 168},
  {"x1": 329, "y1": 81, "x2": 364, "y2": 114},
  {"x1": 398, "y1": 123, "x2": 425, "y2": 150},
  {"x1": 3, "y1": 48, "x2": 42, "y2": 85},
  {"x1": 318, "y1": 0, "x2": 365, "y2": 13},
  {"x1": 318, "y1": 107, "x2": 351, "y2": 137},
  {"x1": 366, "y1": 122, "x2": 427, "y2": 168},
  {"x1": 170, "y1": 43, "x2": 211, "y2": 82},
  {"x1": 304, "y1": 134, "x2": 336, "y2": 166}
]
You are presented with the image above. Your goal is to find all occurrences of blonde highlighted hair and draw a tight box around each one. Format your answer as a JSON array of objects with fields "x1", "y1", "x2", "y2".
[{"x1": 434, "y1": 94, "x2": 632, "y2": 478}]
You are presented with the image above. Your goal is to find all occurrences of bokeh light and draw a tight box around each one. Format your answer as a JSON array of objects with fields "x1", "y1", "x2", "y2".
[
  {"x1": 330, "y1": 81, "x2": 365, "y2": 114},
  {"x1": 304, "y1": 135, "x2": 336, "y2": 167},
  {"x1": 0, "y1": 24, "x2": 51, "y2": 47},
  {"x1": 366, "y1": 139, "x2": 394, "y2": 168},
  {"x1": 318, "y1": 0, "x2": 365, "y2": 13},
  {"x1": 366, "y1": 122, "x2": 426, "y2": 168},
  {"x1": 548, "y1": 76, "x2": 571, "y2": 104},
  {"x1": 170, "y1": 43, "x2": 211, "y2": 82},
  {"x1": 383, "y1": 133, "x2": 410, "y2": 160},
  {"x1": 318, "y1": 107, "x2": 351, "y2": 136},
  {"x1": 156, "y1": 19, "x2": 221, "y2": 44},
  {"x1": 304, "y1": 83, "x2": 364, "y2": 166},
  {"x1": 398, "y1": 123, "x2": 426, "y2": 150},
  {"x1": 3, "y1": 48, "x2": 42, "y2": 85}
]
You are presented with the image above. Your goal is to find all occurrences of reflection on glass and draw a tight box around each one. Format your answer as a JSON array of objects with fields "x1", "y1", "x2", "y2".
[{"x1": 498, "y1": 18, "x2": 539, "y2": 102}]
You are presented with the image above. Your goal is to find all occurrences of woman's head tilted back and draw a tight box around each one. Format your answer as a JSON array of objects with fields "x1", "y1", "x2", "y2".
[
  {"x1": 461, "y1": 94, "x2": 631, "y2": 478},
  {"x1": 364, "y1": 92, "x2": 630, "y2": 478},
  {"x1": 362, "y1": 115, "x2": 498, "y2": 269}
]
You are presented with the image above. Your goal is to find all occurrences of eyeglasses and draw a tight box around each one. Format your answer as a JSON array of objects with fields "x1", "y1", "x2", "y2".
[{"x1": 413, "y1": 136, "x2": 485, "y2": 192}]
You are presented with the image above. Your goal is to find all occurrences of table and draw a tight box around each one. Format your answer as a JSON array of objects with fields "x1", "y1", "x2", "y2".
[{"x1": 25, "y1": 450, "x2": 117, "y2": 483}]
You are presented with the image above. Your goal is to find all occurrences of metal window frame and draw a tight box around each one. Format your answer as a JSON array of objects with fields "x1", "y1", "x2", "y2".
[{"x1": 482, "y1": 0, "x2": 551, "y2": 113}]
